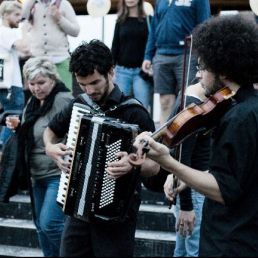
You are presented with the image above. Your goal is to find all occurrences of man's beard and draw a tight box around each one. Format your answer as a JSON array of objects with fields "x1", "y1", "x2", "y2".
[
  {"x1": 96, "y1": 78, "x2": 110, "y2": 105},
  {"x1": 204, "y1": 75, "x2": 225, "y2": 97}
]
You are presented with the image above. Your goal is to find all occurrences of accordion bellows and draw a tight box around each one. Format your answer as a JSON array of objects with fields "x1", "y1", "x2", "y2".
[{"x1": 57, "y1": 103, "x2": 140, "y2": 222}]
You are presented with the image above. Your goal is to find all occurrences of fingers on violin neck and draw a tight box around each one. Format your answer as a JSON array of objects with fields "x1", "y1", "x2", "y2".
[
  {"x1": 139, "y1": 139, "x2": 149, "y2": 147},
  {"x1": 142, "y1": 146, "x2": 150, "y2": 154}
]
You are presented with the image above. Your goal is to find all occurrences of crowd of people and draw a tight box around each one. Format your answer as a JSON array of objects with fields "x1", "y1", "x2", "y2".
[{"x1": 0, "y1": 0, "x2": 258, "y2": 257}]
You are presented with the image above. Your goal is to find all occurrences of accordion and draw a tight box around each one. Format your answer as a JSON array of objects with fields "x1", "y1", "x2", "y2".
[{"x1": 57, "y1": 103, "x2": 140, "y2": 222}]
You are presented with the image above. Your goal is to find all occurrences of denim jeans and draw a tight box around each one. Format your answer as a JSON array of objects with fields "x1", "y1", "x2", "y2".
[
  {"x1": 32, "y1": 176, "x2": 65, "y2": 257},
  {"x1": 173, "y1": 190, "x2": 205, "y2": 257},
  {"x1": 0, "y1": 86, "x2": 24, "y2": 148},
  {"x1": 114, "y1": 65, "x2": 153, "y2": 111}
]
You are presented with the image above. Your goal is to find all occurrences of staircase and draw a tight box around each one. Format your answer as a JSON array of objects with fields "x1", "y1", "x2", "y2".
[{"x1": 0, "y1": 187, "x2": 176, "y2": 257}]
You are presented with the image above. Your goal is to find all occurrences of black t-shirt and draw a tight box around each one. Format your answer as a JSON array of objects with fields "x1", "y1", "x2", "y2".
[
  {"x1": 200, "y1": 87, "x2": 258, "y2": 257},
  {"x1": 111, "y1": 17, "x2": 149, "y2": 68},
  {"x1": 49, "y1": 85, "x2": 155, "y2": 137}
]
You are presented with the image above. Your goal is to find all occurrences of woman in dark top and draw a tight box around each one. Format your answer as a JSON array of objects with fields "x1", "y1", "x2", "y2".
[{"x1": 111, "y1": 0, "x2": 153, "y2": 111}]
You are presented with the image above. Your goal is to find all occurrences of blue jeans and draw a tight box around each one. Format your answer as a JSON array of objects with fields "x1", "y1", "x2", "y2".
[
  {"x1": 114, "y1": 65, "x2": 153, "y2": 111},
  {"x1": 173, "y1": 190, "x2": 205, "y2": 257},
  {"x1": 32, "y1": 176, "x2": 65, "y2": 257},
  {"x1": 0, "y1": 86, "x2": 24, "y2": 148}
]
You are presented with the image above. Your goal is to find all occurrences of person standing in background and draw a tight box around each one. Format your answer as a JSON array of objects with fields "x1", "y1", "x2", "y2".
[
  {"x1": 163, "y1": 82, "x2": 211, "y2": 257},
  {"x1": 0, "y1": 0, "x2": 30, "y2": 151},
  {"x1": 6, "y1": 57, "x2": 73, "y2": 257},
  {"x1": 142, "y1": 0, "x2": 210, "y2": 125},
  {"x1": 21, "y1": 0, "x2": 80, "y2": 92},
  {"x1": 111, "y1": 0, "x2": 153, "y2": 112}
]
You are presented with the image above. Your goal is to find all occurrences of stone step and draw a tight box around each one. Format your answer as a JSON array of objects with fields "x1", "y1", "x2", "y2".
[
  {"x1": 141, "y1": 186, "x2": 168, "y2": 205},
  {"x1": 0, "y1": 195, "x2": 32, "y2": 220},
  {"x1": 138, "y1": 204, "x2": 175, "y2": 232},
  {"x1": 0, "y1": 218, "x2": 39, "y2": 248},
  {"x1": 0, "y1": 244, "x2": 43, "y2": 257},
  {"x1": 0, "y1": 218, "x2": 175, "y2": 257},
  {"x1": 135, "y1": 230, "x2": 175, "y2": 257},
  {"x1": 1, "y1": 195, "x2": 175, "y2": 232}
]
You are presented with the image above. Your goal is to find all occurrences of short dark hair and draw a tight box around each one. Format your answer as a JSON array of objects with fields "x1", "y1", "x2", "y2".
[
  {"x1": 69, "y1": 39, "x2": 113, "y2": 77},
  {"x1": 193, "y1": 14, "x2": 258, "y2": 87}
]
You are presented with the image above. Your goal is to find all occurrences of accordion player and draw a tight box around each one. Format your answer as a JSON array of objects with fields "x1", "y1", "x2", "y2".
[{"x1": 57, "y1": 103, "x2": 140, "y2": 222}]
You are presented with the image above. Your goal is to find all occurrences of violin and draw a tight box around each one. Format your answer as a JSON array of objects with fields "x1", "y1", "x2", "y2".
[{"x1": 128, "y1": 86, "x2": 236, "y2": 166}]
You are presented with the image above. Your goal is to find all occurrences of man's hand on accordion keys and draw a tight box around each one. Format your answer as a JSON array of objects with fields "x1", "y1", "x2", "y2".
[
  {"x1": 106, "y1": 151, "x2": 134, "y2": 179},
  {"x1": 45, "y1": 142, "x2": 73, "y2": 173}
]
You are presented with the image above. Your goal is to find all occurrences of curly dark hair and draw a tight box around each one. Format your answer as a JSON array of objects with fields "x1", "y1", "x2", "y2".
[
  {"x1": 69, "y1": 39, "x2": 113, "y2": 77},
  {"x1": 193, "y1": 14, "x2": 258, "y2": 87}
]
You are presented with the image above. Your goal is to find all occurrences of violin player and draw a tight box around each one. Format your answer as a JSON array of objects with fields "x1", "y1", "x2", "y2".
[{"x1": 132, "y1": 14, "x2": 258, "y2": 257}]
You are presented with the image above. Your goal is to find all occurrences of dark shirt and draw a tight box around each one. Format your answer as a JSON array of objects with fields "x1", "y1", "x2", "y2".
[
  {"x1": 49, "y1": 84, "x2": 155, "y2": 137},
  {"x1": 111, "y1": 17, "x2": 149, "y2": 68},
  {"x1": 170, "y1": 95, "x2": 211, "y2": 210},
  {"x1": 200, "y1": 87, "x2": 258, "y2": 257}
]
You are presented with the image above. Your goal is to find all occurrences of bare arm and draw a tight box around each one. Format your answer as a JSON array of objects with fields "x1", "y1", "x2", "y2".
[
  {"x1": 163, "y1": 159, "x2": 224, "y2": 204},
  {"x1": 134, "y1": 133, "x2": 225, "y2": 204}
]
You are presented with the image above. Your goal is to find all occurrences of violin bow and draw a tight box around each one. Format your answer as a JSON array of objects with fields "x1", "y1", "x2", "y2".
[{"x1": 170, "y1": 35, "x2": 193, "y2": 207}]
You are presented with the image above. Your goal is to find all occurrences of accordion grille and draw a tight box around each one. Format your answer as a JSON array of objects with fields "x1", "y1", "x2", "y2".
[{"x1": 100, "y1": 139, "x2": 122, "y2": 208}]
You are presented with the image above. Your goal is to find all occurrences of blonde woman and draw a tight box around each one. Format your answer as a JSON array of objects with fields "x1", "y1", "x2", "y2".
[{"x1": 7, "y1": 57, "x2": 73, "y2": 257}]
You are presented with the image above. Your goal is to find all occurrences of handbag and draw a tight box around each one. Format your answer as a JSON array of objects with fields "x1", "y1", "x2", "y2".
[
  {"x1": 139, "y1": 69, "x2": 153, "y2": 84},
  {"x1": 0, "y1": 131, "x2": 27, "y2": 203}
]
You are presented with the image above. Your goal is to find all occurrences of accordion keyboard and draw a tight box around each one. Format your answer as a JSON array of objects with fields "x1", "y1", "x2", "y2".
[{"x1": 57, "y1": 103, "x2": 91, "y2": 207}]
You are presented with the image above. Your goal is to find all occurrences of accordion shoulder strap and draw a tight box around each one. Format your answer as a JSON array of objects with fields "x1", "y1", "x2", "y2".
[
  {"x1": 79, "y1": 94, "x2": 146, "y2": 115},
  {"x1": 106, "y1": 98, "x2": 144, "y2": 114},
  {"x1": 78, "y1": 93, "x2": 103, "y2": 114}
]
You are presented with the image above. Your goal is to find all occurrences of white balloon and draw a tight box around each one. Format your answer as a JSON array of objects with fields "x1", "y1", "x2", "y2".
[
  {"x1": 144, "y1": 1, "x2": 154, "y2": 16},
  {"x1": 250, "y1": 0, "x2": 258, "y2": 15},
  {"x1": 87, "y1": 0, "x2": 111, "y2": 18}
]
